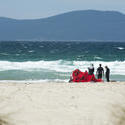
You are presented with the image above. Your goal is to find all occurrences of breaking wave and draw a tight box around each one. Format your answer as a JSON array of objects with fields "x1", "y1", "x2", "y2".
[{"x1": 0, "y1": 60, "x2": 125, "y2": 75}]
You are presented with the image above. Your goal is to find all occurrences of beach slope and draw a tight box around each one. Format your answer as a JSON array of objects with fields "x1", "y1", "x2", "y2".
[{"x1": 0, "y1": 82, "x2": 125, "y2": 125}]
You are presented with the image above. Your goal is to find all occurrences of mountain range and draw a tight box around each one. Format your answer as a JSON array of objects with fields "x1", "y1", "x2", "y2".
[{"x1": 0, "y1": 10, "x2": 125, "y2": 41}]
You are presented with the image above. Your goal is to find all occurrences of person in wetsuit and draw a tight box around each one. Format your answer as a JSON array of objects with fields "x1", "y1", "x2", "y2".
[
  {"x1": 96, "y1": 64, "x2": 104, "y2": 79},
  {"x1": 88, "y1": 64, "x2": 94, "y2": 75},
  {"x1": 105, "y1": 66, "x2": 110, "y2": 82}
]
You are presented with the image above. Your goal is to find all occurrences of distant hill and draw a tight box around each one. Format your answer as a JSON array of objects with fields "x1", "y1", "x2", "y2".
[{"x1": 0, "y1": 10, "x2": 125, "y2": 41}]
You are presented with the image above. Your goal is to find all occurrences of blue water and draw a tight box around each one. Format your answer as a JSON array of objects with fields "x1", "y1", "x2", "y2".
[{"x1": 0, "y1": 41, "x2": 125, "y2": 82}]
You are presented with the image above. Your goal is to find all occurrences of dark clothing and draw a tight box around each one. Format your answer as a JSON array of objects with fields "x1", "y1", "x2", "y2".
[
  {"x1": 105, "y1": 68, "x2": 110, "y2": 82},
  {"x1": 88, "y1": 67, "x2": 94, "y2": 75},
  {"x1": 97, "y1": 67, "x2": 104, "y2": 79},
  {"x1": 98, "y1": 74, "x2": 102, "y2": 79},
  {"x1": 106, "y1": 75, "x2": 110, "y2": 82}
]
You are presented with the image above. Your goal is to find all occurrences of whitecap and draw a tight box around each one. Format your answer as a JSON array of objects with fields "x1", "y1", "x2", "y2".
[
  {"x1": 94, "y1": 56, "x2": 103, "y2": 60},
  {"x1": 16, "y1": 54, "x2": 20, "y2": 56},
  {"x1": 28, "y1": 50, "x2": 35, "y2": 53},
  {"x1": 0, "y1": 53, "x2": 9, "y2": 55},
  {"x1": 116, "y1": 47, "x2": 124, "y2": 50}
]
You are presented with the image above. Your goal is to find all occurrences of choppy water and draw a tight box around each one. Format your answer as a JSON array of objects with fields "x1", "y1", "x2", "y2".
[{"x1": 0, "y1": 41, "x2": 125, "y2": 82}]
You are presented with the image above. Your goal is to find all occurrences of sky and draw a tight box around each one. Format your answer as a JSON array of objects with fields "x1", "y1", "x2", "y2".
[{"x1": 0, "y1": 0, "x2": 125, "y2": 19}]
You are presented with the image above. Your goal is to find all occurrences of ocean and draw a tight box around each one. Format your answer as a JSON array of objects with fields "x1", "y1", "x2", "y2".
[{"x1": 0, "y1": 41, "x2": 125, "y2": 82}]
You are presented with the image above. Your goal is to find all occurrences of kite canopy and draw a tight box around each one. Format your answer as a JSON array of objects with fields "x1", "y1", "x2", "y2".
[{"x1": 70, "y1": 69, "x2": 103, "y2": 82}]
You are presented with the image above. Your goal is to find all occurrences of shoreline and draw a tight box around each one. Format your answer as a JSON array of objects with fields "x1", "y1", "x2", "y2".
[
  {"x1": 0, "y1": 82, "x2": 125, "y2": 125},
  {"x1": 0, "y1": 80, "x2": 125, "y2": 84}
]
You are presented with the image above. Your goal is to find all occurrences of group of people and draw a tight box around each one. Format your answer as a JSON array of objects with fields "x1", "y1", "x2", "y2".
[
  {"x1": 69, "y1": 64, "x2": 110, "y2": 83},
  {"x1": 88, "y1": 64, "x2": 110, "y2": 82}
]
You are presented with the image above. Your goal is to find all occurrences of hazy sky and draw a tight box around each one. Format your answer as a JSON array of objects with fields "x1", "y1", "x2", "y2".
[{"x1": 0, "y1": 0, "x2": 125, "y2": 19}]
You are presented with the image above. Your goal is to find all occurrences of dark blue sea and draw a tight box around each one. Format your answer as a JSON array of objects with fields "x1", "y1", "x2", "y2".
[{"x1": 0, "y1": 41, "x2": 125, "y2": 82}]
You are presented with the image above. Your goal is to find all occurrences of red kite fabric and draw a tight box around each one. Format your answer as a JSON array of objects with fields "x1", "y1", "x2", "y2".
[{"x1": 70, "y1": 69, "x2": 103, "y2": 82}]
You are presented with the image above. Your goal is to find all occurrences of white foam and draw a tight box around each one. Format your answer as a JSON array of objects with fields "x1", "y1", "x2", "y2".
[
  {"x1": 0, "y1": 79, "x2": 68, "y2": 83},
  {"x1": 0, "y1": 60, "x2": 125, "y2": 75},
  {"x1": 116, "y1": 47, "x2": 124, "y2": 50},
  {"x1": 94, "y1": 56, "x2": 103, "y2": 60},
  {"x1": 28, "y1": 50, "x2": 35, "y2": 53}
]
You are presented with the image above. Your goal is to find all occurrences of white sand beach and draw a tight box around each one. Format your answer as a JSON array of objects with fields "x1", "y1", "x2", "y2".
[{"x1": 0, "y1": 82, "x2": 125, "y2": 125}]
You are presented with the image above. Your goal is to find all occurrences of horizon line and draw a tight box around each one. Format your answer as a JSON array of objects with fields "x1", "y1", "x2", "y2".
[{"x1": 0, "y1": 9, "x2": 124, "y2": 20}]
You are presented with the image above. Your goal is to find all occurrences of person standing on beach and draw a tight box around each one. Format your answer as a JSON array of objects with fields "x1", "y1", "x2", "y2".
[
  {"x1": 88, "y1": 64, "x2": 94, "y2": 75},
  {"x1": 96, "y1": 64, "x2": 104, "y2": 79},
  {"x1": 105, "y1": 66, "x2": 110, "y2": 82}
]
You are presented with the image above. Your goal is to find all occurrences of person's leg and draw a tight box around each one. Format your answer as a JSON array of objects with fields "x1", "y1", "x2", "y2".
[
  {"x1": 100, "y1": 74, "x2": 102, "y2": 79},
  {"x1": 107, "y1": 75, "x2": 110, "y2": 82},
  {"x1": 106, "y1": 75, "x2": 110, "y2": 82},
  {"x1": 98, "y1": 74, "x2": 102, "y2": 79}
]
